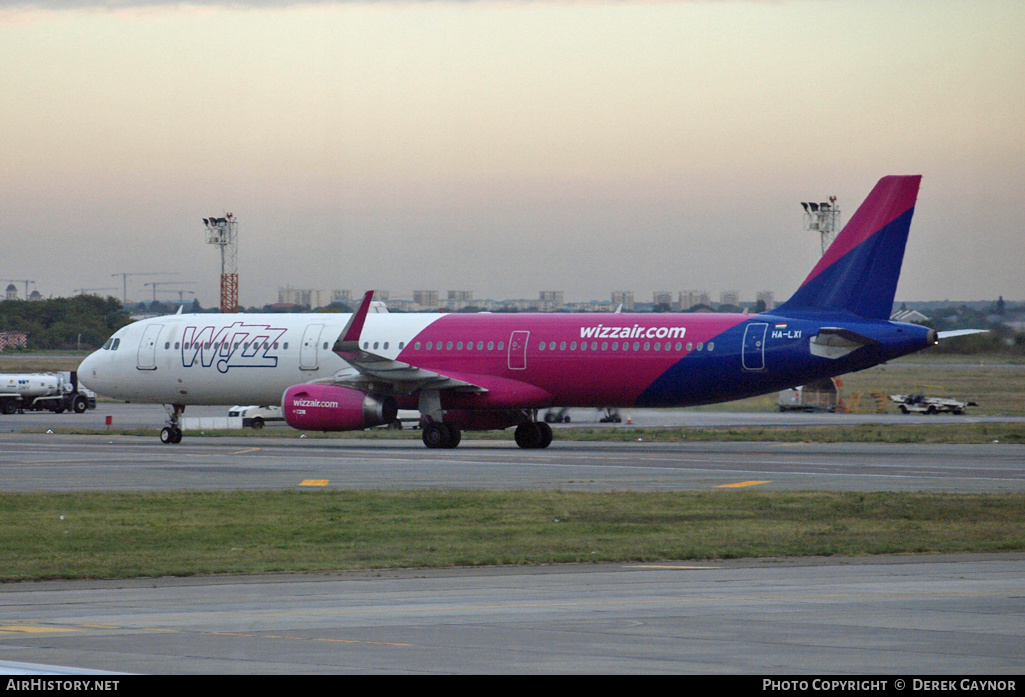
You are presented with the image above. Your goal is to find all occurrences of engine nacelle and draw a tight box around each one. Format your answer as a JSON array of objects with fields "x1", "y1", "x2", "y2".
[{"x1": 282, "y1": 384, "x2": 398, "y2": 431}]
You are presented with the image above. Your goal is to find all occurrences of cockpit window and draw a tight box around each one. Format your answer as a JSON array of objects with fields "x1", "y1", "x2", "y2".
[
  {"x1": 103, "y1": 339, "x2": 113, "y2": 350},
  {"x1": 111, "y1": 338, "x2": 120, "y2": 350}
]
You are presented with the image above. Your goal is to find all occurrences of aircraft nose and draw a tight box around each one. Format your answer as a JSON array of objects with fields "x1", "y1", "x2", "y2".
[{"x1": 78, "y1": 349, "x2": 104, "y2": 391}]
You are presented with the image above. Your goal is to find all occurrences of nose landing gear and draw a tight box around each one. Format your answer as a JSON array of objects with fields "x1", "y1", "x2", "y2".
[{"x1": 160, "y1": 404, "x2": 185, "y2": 444}]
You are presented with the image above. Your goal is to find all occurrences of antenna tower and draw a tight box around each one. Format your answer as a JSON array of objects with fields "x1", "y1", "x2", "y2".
[
  {"x1": 800, "y1": 196, "x2": 842, "y2": 257},
  {"x1": 204, "y1": 214, "x2": 239, "y2": 313}
]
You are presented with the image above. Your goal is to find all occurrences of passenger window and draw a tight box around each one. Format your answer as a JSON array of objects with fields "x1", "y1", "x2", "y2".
[
  {"x1": 488, "y1": 341, "x2": 494, "y2": 350},
  {"x1": 707, "y1": 342, "x2": 714, "y2": 351}
]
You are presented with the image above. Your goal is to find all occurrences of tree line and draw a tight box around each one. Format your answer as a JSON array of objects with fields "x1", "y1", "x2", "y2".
[{"x1": 0, "y1": 296, "x2": 131, "y2": 351}]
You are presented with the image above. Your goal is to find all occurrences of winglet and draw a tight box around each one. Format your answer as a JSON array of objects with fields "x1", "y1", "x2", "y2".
[{"x1": 333, "y1": 291, "x2": 374, "y2": 355}]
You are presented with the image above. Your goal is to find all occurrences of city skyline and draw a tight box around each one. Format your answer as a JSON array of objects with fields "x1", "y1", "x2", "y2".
[{"x1": 2, "y1": 1, "x2": 1022, "y2": 307}]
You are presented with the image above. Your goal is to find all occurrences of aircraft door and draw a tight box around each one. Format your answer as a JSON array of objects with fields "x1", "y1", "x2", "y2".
[
  {"x1": 508, "y1": 331, "x2": 529, "y2": 370},
  {"x1": 742, "y1": 323, "x2": 768, "y2": 372},
  {"x1": 136, "y1": 324, "x2": 163, "y2": 371},
  {"x1": 300, "y1": 324, "x2": 324, "y2": 371}
]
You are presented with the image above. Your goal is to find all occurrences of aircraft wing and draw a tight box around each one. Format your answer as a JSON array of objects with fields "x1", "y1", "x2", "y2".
[{"x1": 324, "y1": 291, "x2": 487, "y2": 396}]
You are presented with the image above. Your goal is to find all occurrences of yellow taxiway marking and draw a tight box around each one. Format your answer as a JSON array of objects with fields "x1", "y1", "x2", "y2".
[
  {"x1": 0, "y1": 625, "x2": 79, "y2": 634},
  {"x1": 626, "y1": 565, "x2": 716, "y2": 570},
  {"x1": 716, "y1": 480, "x2": 772, "y2": 488},
  {"x1": 300, "y1": 479, "x2": 329, "y2": 487}
]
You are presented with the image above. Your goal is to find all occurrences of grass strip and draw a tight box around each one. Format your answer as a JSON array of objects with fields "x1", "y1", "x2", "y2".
[{"x1": 3, "y1": 490, "x2": 1024, "y2": 581}]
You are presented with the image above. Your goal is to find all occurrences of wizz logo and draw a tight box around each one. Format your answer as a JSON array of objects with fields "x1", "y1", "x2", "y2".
[{"x1": 181, "y1": 322, "x2": 288, "y2": 374}]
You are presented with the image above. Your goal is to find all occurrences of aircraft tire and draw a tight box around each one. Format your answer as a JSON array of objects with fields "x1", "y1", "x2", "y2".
[
  {"x1": 445, "y1": 425, "x2": 461, "y2": 448},
  {"x1": 514, "y1": 422, "x2": 543, "y2": 449},
  {"x1": 422, "y1": 422, "x2": 450, "y2": 449},
  {"x1": 160, "y1": 427, "x2": 175, "y2": 444},
  {"x1": 537, "y1": 422, "x2": 553, "y2": 448}
]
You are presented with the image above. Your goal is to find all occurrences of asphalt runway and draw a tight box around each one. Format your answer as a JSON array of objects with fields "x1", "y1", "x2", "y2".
[
  {"x1": 1, "y1": 431, "x2": 1024, "y2": 493},
  {"x1": 2, "y1": 556, "x2": 1023, "y2": 674},
  {"x1": 3, "y1": 407, "x2": 1024, "y2": 674}
]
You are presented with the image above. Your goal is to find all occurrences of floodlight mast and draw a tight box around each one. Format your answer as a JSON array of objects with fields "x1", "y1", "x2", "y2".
[
  {"x1": 800, "y1": 195, "x2": 841, "y2": 257},
  {"x1": 204, "y1": 214, "x2": 239, "y2": 313}
]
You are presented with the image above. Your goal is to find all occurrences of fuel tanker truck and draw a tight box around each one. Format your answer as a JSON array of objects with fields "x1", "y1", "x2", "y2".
[{"x1": 0, "y1": 371, "x2": 95, "y2": 414}]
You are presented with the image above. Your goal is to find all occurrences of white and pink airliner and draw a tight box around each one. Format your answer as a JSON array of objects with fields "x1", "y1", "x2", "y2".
[{"x1": 80, "y1": 175, "x2": 965, "y2": 448}]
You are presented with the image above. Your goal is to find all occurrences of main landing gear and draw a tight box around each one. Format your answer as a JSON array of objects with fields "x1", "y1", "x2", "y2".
[
  {"x1": 422, "y1": 421, "x2": 461, "y2": 449},
  {"x1": 514, "y1": 421, "x2": 553, "y2": 449},
  {"x1": 420, "y1": 419, "x2": 553, "y2": 449},
  {"x1": 160, "y1": 404, "x2": 185, "y2": 444}
]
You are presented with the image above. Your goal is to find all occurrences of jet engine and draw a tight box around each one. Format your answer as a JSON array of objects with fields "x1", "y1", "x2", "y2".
[{"x1": 282, "y1": 384, "x2": 398, "y2": 431}]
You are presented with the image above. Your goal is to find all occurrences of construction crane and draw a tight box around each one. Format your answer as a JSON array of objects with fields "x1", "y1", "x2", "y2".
[
  {"x1": 155, "y1": 288, "x2": 197, "y2": 308},
  {"x1": 3, "y1": 280, "x2": 35, "y2": 300},
  {"x1": 204, "y1": 214, "x2": 239, "y2": 313},
  {"x1": 111, "y1": 272, "x2": 179, "y2": 306},
  {"x1": 143, "y1": 281, "x2": 195, "y2": 304}
]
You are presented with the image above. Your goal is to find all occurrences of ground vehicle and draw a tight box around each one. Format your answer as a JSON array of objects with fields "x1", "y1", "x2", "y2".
[
  {"x1": 543, "y1": 408, "x2": 571, "y2": 423},
  {"x1": 0, "y1": 371, "x2": 95, "y2": 414},
  {"x1": 227, "y1": 405, "x2": 284, "y2": 429},
  {"x1": 778, "y1": 377, "x2": 842, "y2": 412},
  {"x1": 889, "y1": 394, "x2": 977, "y2": 415}
]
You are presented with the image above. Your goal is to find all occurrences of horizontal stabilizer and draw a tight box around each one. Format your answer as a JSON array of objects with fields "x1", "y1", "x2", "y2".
[
  {"x1": 809, "y1": 327, "x2": 878, "y2": 360},
  {"x1": 937, "y1": 329, "x2": 988, "y2": 340}
]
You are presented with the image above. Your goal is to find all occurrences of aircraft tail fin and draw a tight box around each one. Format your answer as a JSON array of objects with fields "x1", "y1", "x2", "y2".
[{"x1": 776, "y1": 175, "x2": 922, "y2": 320}]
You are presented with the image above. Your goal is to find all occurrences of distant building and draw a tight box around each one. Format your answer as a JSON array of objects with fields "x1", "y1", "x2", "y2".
[
  {"x1": 719, "y1": 290, "x2": 740, "y2": 308},
  {"x1": 890, "y1": 309, "x2": 930, "y2": 324},
  {"x1": 448, "y1": 290, "x2": 472, "y2": 301},
  {"x1": 652, "y1": 291, "x2": 673, "y2": 308},
  {"x1": 679, "y1": 290, "x2": 710, "y2": 311},
  {"x1": 278, "y1": 286, "x2": 326, "y2": 309},
  {"x1": 611, "y1": 291, "x2": 634, "y2": 311},
  {"x1": 5, "y1": 284, "x2": 17, "y2": 301},
  {"x1": 413, "y1": 290, "x2": 439, "y2": 307},
  {"x1": 332, "y1": 290, "x2": 352, "y2": 304},
  {"x1": 756, "y1": 291, "x2": 776, "y2": 311},
  {"x1": 538, "y1": 291, "x2": 564, "y2": 311}
]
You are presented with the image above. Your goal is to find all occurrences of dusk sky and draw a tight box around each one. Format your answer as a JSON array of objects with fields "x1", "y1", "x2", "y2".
[{"x1": 2, "y1": 1, "x2": 1022, "y2": 308}]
